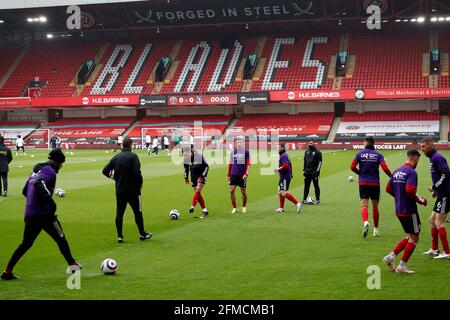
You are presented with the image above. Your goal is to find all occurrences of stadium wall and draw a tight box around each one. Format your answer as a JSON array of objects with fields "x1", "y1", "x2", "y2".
[
  {"x1": 63, "y1": 108, "x2": 136, "y2": 118},
  {"x1": 148, "y1": 106, "x2": 234, "y2": 117},
  {"x1": 345, "y1": 100, "x2": 438, "y2": 113},
  {"x1": 242, "y1": 103, "x2": 334, "y2": 114}
]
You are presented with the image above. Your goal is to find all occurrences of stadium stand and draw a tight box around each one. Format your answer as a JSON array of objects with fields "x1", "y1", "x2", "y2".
[
  {"x1": 0, "y1": 42, "x2": 101, "y2": 98},
  {"x1": 43, "y1": 116, "x2": 135, "y2": 146},
  {"x1": 1, "y1": 30, "x2": 449, "y2": 97},
  {"x1": 0, "y1": 48, "x2": 22, "y2": 82},
  {"x1": 0, "y1": 121, "x2": 42, "y2": 147},
  {"x1": 341, "y1": 32, "x2": 429, "y2": 89},
  {"x1": 341, "y1": 111, "x2": 439, "y2": 121},
  {"x1": 231, "y1": 113, "x2": 334, "y2": 141},
  {"x1": 439, "y1": 31, "x2": 450, "y2": 87},
  {"x1": 336, "y1": 111, "x2": 440, "y2": 142},
  {"x1": 159, "y1": 38, "x2": 258, "y2": 94},
  {"x1": 86, "y1": 41, "x2": 174, "y2": 96},
  {"x1": 128, "y1": 114, "x2": 233, "y2": 145},
  {"x1": 251, "y1": 35, "x2": 339, "y2": 91}
]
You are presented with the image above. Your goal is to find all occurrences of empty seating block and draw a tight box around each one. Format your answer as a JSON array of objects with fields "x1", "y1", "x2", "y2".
[
  {"x1": 129, "y1": 115, "x2": 232, "y2": 138},
  {"x1": 342, "y1": 111, "x2": 439, "y2": 122},
  {"x1": 341, "y1": 32, "x2": 429, "y2": 89},
  {"x1": 1, "y1": 42, "x2": 101, "y2": 97},
  {"x1": 233, "y1": 113, "x2": 334, "y2": 140},
  {"x1": 44, "y1": 117, "x2": 135, "y2": 145}
]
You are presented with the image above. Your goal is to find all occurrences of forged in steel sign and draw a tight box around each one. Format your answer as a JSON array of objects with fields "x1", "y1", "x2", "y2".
[{"x1": 133, "y1": 0, "x2": 319, "y2": 26}]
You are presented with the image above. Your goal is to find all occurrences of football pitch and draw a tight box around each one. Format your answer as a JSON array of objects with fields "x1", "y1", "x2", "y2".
[{"x1": 0, "y1": 148, "x2": 449, "y2": 300}]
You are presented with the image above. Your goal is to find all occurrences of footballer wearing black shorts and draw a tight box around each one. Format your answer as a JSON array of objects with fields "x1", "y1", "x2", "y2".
[
  {"x1": 227, "y1": 137, "x2": 250, "y2": 213},
  {"x1": 183, "y1": 147, "x2": 209, "y2": 218}
]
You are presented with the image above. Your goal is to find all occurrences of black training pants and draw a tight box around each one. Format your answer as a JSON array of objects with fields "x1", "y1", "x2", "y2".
[
  {"x1": 303, "y1": 175, "x2": 320, "y2": 201},
  {"x1": 0, "y1": 172, "x2": 7, "y2": 194},
  {"x1": 115, "y1": 193, "x2": 145, "y2": 238},
  {"x1": 6, "y1": 215, "x2": 76, "y2": 271}
]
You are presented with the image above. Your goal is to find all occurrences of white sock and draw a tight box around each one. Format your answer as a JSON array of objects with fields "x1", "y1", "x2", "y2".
[
  {"x1": 364, "y1": 221, "x2": 370, "y2": 227},
  {"x1": 389, "y1": 252, "x2": 396, "y2": 259},
  {"x1": 399, "y1": 260, "x2": 406, "y2": 267},
  {"x1": 374, "y1": 227, "x2": 379, "y2": 233}
]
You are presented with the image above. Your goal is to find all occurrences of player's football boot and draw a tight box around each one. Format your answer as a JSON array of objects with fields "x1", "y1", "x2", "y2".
[
  {"x1": 395, "y1": 265, "x2": 415, "y2": 274},
  {"x1": 434, "y1": 252, "x2": 450, "y2": 259},
  {"x1": 200, "y1": 209, "x2": 209, "y2": 219},
  {"x1": 2, "y1": 191, "x2": 7, "y2": 197},
  {"x1": 383, "y1": 254, "x2": 396, "y2": 272},
  {"x1": 362, "y1": 222, "x2": 370, "y2": 238},
  {"x1": 68, "y1": 263, "x2": 82, "y2": 274},
  {"x1": 139, "y1": 232, "x2": 152, "y2": 241},
  {"x1": 422, "y1": 248, "x2": 440, "y2": 256},
  {"x1": 296, "y1": 202, "x2": 302, "y2": 214},
  {"x1": 231, "y1": 208, "x2": 237, "y2": 214},
  {"x1": 242, "y1": 207, "x2": 247, "y2": 213},
  {"x1": 1, "y1": 272, "x2": 19, "y2": 280},
  {"x1": 189, "y1": 206, "x2": 195, "y2": 214},
  {"x1": 373, "y1": 230, "x2": 380, "y2": 237},
  {"x1": 117, "y1": 237, "x2": 125, "y2": 243},
  {"x1": 275, "y1": 208, "x2": 285, "y2": 213}
]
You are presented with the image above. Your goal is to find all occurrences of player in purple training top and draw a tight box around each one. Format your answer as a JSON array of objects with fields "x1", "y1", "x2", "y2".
[
  {"x1": 228, "y1": 137, "x2": 250, "y2": 214},
  {"x1": 1, "y1": 149, "x2": 81, "y2": 280},
  {"x1": 274, "y1": 144, "x2": 302, "y2": 214},
  {"x1": 351, "y1": 136, "x2": 392, "y2": 238},
  {"x1": 419, "y1": 138, "x2": 450, "y2": 259},
  {"x1": 383, "y1": 149, "x2": 427, "y2": 274}
]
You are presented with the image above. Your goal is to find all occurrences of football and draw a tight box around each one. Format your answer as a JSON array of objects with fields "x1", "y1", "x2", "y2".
[
  {"x1": 55, "y1": 188, "x2": 66, "y2": 197},
  {"x1": 348, "y1": 176, "x2": 354, "y2": 182},
  {"x1": 169, "y1": 209, "x2": 180, "y2": 220},
  {"x1": 306, "y1": 196, "x2": 316, "y2": 205},
  {"x1": 101, "y1": 258, "x2": 118, "y2": 275}
]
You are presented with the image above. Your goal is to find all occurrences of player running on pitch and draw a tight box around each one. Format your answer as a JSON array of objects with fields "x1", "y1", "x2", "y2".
[
  {"x1": 419, "y1": 138, "x2": 450, "y2": 259},
  {"x1": 228, "y1": 136, "x2": 250, "y2": 214},
  {"x1": 145, "y1": 133, "x2": 151, "y2": 154},
  {"x1": 275, "y1": 144, "x2": 302, "y2": 214},
  {"x1": 383, "y1": 149, "x2": 427, "y2": 274},
  {"x1": 351, "y1": 136, "x2": 392, "y2": 238},
  {"x1": 16, "y1": 135, "x2": 25, "y2": 156},
  {"x1": 184, "y1": 146, "x2": 209, "y2": 219}
]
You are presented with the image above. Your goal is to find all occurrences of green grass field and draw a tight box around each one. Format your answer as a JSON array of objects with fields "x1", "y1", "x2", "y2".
[{"x1": 0, "y1": 148, "x2": 449, "y2": 300}]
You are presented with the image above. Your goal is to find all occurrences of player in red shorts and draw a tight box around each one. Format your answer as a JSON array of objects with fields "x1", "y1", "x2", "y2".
[
  {"x1": 183, "y1": 147, "x2": 209, "y2": 219},
  {"x1": 275, "y1": 144, "x2": 302, "y2": 214},
  {"x1": 419, "y1": 138, "x2": 450, "y2": 259}
]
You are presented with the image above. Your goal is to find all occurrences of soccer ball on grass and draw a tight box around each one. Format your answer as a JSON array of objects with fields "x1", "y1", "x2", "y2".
[
  {"x1": 169, "y1": 209, "x2": 180, "y2": 220},
  {"x1": 55, "y1": 188, "x2": 66, "y2": 197},
  {"x1": 101, "y1": 258, "x2": 118, "y2": 275}
]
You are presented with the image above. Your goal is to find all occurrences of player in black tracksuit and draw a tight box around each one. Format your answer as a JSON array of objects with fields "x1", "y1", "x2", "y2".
[
  {"x1": 303, "y1": 139, "x2": 322, "y2": 204},
  {"x1": 0, "y1": 135, "x2": 13, "y2": 197},
  {"x1": 102, "y1": 137, "x2": 152, "y2": 243},
  {"x1": 183, "y1": 147, "x2": 209, "y2": 218}
]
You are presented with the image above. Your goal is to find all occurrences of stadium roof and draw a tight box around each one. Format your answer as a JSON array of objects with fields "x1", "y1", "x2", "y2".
[
  {"x1": 0, "y1": 0, "x2": 146, "y2": 10},
  {"x1": 0, "y1": 0, "x2": 449, "y2": 34}
]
